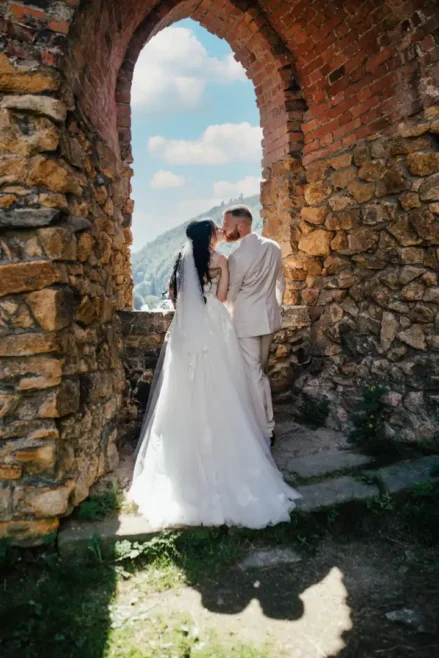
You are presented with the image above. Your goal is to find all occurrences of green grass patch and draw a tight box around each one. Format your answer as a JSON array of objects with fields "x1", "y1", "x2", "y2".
[
  {"x1": 75, "y1": 480, "x2": 122, "y2": 522},
  {"x1": 2, "y1": 489, "x2": 439, "y2": 658}
]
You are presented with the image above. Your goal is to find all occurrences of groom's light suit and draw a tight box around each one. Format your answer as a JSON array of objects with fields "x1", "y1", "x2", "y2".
[{"x1": 226, "y1": 233, "x2": 285, "y2": 441}]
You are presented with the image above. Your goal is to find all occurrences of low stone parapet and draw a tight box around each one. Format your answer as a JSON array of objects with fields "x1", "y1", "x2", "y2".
[{"x1": 119, "y1": 306, "x2": 311, "y2": 444}]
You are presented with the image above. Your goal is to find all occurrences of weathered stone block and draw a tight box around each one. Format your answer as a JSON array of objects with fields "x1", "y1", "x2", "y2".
[
  {"x1": 0, "y1": 419, "x2": 58, "y2": 441},
  {"x1": 77, "y1": 232, "x2": 94, "y2": 262},
  {"x1": 38, "y1": 379, "x2": 80, "y2": 418},
  {"x1": 398, "y1": 325, "x2": 426, "y2": 350},
  {"x1": 420, "y1": 173, "x2": 439, "y2": 201},
  {"x1": 407, "y1": 152, "x2": 439, "y2": 177},
  {"x1": 304, "y1": 183, "x2": 332, "y2": 205},
  {"x1": 0, "y1": 110, "x2": 59, "y2": 156},
  {"x1": 0, "y1": 261, "x2": 67, "y2": 296},
  {"x1": 7, "y1": 443, "x2": 56, "y2": 475},
  {"x1": 330, "y1": 166, "x2": 357, "y2": 189},
  {"x1": 298, "y1": 229, "x2": 333, "y2": 256},
  {"x1": 358, "y1": 160, "x2": 386, "y2": 181},
  {"x1": 0, "y1": 95, "x2": 67, "y2": 122},
  {"x1": 37, "y1": 227, "x2": 77, "y2": 260},
  {"x1": 305, "y1": 160, "x2": 330, "y2": 183},
  {"x1": 27, "y1": 288, "x2": 74, "y2": 331},
  {"x1": 0, "y1": 356, "x2": 63, "y2": 381},
  {"x1": 0, "y1": 465, "x2": 22, "y2": 480},
  {"x1": 0, "y1": 518, "x2": 59, "y2": 546},
  {"x1": 27, "y1": 156, "x2": 85, "y2": 195},
  {"x1": 348, "y1": 228, "x2": 379, "y2": 253},
  {"x1": 0, "y1": 486, "x2": 12, "y2": 521},
  {"x1": 0, "y1": 393, "x2": 19, "y2": 418},
  {"x1": 0, "y1": 154, "x2": 28, "y2": 186},
  {"x1": 400, "y1": 281, "x2": 425, "y2": 301},
  {"x1": 380, "y1": 311, "x2": 399, "y2": 350},
  {"x1": 0, "y1": 207, "x2": 59, "y2": 228},
  {"x1": 13, "y1": 482, "x2": 73, "y2": 519},
  {"x1": 300, "y1": 206, "x2": 328, "y2": 224},
  {"x1": 0, "y1": 54, "x2": 59, "y2": 94},
  {"x1": 348, "y1": 180, "x2": 375, "y2": 203},
  {"x1": 376, "y1": 167, "x2": 408, "y2": 197},
  {"x1": 0, "y1": 332, "x2": 61, "y2": 357}
]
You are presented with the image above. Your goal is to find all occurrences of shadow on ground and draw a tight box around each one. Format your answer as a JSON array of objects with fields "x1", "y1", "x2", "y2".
[{"x1": 1, "y1": 495, "x2": 439, "y2": 657}]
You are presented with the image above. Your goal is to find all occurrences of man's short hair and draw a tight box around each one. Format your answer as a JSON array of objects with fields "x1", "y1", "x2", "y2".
[{"x1": 224, "y1": 204, "x2": 253, "y2": 223}]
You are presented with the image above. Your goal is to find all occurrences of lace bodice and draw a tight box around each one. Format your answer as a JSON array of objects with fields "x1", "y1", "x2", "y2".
[{"x1": 203, "y1": 268, "x2": 221, "y2": 298}]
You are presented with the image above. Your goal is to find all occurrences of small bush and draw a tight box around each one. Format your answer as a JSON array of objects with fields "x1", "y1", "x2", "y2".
[
  {"x1": 76, "y1": 480, "x2": 122, "y2": 522},
  {"x1": 349, "y1": 385, "x2": 389, "y2": 448}
]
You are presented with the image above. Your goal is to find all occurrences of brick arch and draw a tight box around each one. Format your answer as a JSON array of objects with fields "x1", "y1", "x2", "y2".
[
  {"x1": 114, "y1": 0, "x2": 305, "y2": 170},
  {"x1": 63, "y1": 0, "x2": 305, "y2": 171}
]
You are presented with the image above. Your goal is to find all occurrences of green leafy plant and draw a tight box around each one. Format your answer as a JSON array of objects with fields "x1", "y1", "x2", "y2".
[
  {"x1": 367, "y1": 492, "x2": 394, "y2": 513},
  {"x1": 411, "y1": 479, "x2": 435, "y2": 500},
  {"x1": 349, "y1": 385, "x2": 390, "y2": 448},
  {"x1": 76, "y1": 480, "x2": 122, "y2": 521}
]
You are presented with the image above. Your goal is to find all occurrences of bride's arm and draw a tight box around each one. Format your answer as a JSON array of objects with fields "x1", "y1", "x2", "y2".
[{"x1": 216, "y1": 255, "x2": 229, "y2": 302}]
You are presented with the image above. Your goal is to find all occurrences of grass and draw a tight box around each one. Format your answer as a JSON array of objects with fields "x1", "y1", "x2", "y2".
[{"x1": 1, "y1": 487, "x2": 439, "y2": 658}]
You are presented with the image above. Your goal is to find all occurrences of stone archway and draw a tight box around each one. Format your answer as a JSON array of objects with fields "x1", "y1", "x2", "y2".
[{"x1": 0, "y1": 0, "x2": 439, "y2": 544}]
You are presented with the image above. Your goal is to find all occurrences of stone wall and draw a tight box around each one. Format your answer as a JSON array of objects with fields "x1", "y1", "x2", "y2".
[
  {"x1": 0, "y1": 95, "x2": 132, "y2": 544},
  {"x1": 288, "y1": 107, "x2": 439, "y2": 441},
  {"x1": 119, "y1": 306, "x2": 311, "y2": 442}
]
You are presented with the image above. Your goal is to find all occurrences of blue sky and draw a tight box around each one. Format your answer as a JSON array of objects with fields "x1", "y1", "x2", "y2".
[{"x1": 130, "y1": 18, "x2": 262, "y2": 250}]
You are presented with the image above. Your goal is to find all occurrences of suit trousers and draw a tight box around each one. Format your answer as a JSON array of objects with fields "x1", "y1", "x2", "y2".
[{"x1": 238, "y1": 334, "x2": 275, "y2": 442}]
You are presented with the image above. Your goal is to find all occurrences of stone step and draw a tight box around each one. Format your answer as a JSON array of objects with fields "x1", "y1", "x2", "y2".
[
  {"x1": 284, "y1": 448, "x2": 373, "y2": 481},
  {"x1": 57, "y1": 455, "x2": 439, "y2": 558},
  {"x1": 58, "y1": 514, "x2": 156, "y2": 558},
  {"x1": 370, "y1": 455, "x2": 439, "y2": 494}
]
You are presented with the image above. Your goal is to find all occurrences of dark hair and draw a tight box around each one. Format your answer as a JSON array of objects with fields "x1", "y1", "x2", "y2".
[
  {"x1": 224, "y1": 204, "x2": 253, "y2": 222},
  {"x1": 169, "y1": 219, "x2": 215, "y2": 302}
]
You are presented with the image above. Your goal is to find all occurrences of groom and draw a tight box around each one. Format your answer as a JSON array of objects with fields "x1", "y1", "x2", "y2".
[{"x1": 223, "y1": 205, "x2": 285, "y2": 447}]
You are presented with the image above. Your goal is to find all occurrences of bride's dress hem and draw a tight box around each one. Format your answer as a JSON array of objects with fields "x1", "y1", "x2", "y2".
[{"x1": 130, "y1": 276, "x2": 301, "y2": 531}]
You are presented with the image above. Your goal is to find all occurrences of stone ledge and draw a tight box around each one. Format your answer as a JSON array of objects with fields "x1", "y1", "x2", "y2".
[
  {"x1": 371, "y1": 455, "x2": 439, "y2": 494},
  {"x1": 119, "y1": 310, "x2": 173, "y2": 336},
  {"x1": 58, "y1": 515, "x2": 156, "y2": 558},
  {"x1": 118, "y1": 305, "x2": 310, "y2": 337},
  {"x1": 287, "y1": 449, "x2": 373, "y2": 480},
  {"x1": 295, "y1": 475, "x2": 378, "y2": 512}
]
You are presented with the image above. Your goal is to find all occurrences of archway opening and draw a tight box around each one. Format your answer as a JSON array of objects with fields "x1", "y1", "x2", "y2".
[{"x1": 129, "y1": 18, "x2": 264, "y2": 312}]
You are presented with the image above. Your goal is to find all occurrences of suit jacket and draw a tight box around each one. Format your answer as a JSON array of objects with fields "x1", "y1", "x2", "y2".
[{"x1": 226, "y1": 233, "x2": 285, "y2": 338}]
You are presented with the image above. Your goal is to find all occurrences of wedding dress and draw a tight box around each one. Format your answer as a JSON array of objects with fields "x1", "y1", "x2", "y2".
[{"x1": 129, "y1": 242, "x2": 300, "y2": 529}]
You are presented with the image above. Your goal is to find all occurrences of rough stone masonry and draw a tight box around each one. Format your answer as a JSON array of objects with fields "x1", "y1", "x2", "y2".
[{"x1": 0, "y1": 0, "x2": 438, "y2": 544}]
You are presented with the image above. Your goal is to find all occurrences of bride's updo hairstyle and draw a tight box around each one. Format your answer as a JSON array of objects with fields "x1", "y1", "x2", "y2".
[
  {"x1": 169, "y1": 218, "x2": 215, "y2": 303},
  {"x1": 185, "y1": 218, "x2": 215, "y2": 295}
]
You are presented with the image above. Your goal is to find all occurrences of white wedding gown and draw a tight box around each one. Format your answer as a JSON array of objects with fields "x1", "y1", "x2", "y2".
[{"x1": 129, "y1": 260, "x2": 300, "y2": 530}]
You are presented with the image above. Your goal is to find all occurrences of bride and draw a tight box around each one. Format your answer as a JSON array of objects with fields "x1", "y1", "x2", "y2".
[{"x1": 129, "y1": 218, "x2": 300, "y2": 529}]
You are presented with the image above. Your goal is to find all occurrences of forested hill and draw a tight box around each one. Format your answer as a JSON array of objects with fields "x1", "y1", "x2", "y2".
[{"x1": 131, "y1": 195, "x2": 262, "y2": 309}]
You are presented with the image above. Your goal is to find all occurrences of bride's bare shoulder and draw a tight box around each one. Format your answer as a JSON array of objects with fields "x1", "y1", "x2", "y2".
[{"x1": 210, "y1": 251, "x2": 228, "y2": 267}]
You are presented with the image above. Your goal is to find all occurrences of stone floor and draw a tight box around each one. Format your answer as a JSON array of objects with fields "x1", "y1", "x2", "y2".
[{"x1": 58, "y1": 414, "x2": 439, "y2": 556}]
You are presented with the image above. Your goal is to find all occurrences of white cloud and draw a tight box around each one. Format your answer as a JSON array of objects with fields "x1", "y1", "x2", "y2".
[
  {"x1": 213, "y1": 176, "x2": 261, "y2": 199},
  {"x1": 149, "y1": 170, "x2": 185, "y2": 189},
  {"x1": 132, "y1": 27, "x2": 246, "y2": 113},
  {"x1": 148, "y1": 123, "x2": 263, "y2": 165}
]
